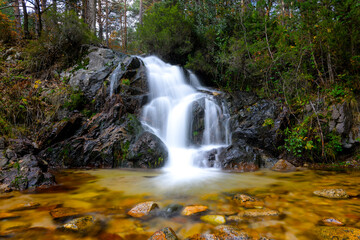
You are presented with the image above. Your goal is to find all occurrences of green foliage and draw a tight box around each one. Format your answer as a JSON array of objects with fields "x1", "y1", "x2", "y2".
[
  {"x1": 136, "y1": 2, "x2": 193, "y2": 64},
  {"x1": 63, "y1": 90, "x2": 86, "y2": 111},
  {"x1": 262, "y1": 118, "x2": 274, "y2": 127},
  {"x1": 0, "y1": 12, "x2": 16, "y2": 43},
  {"x1": 25, "y1": 10, "x2": 98, "y2": 74},
  {"x1": 121, "y1": 78, "x2": 130, "y2": 86}
]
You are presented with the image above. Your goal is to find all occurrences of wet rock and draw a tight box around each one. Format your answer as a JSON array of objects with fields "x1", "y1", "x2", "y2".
[
  {"x1": 233, "y1": 194, "x2": 264, "y2": 209},
  {"x1": 38, "y1": 114, "x2": 83, "y2": 148},
  {"x1": 0, "y1": 151, "x2": 8, "y2": 168},
  {"x1": 149, "y1": 227, "x2": 179, "y2": 240},
  {"x1": 0, "y1": 212, "x2": 20, "y2": 220},
  {"x1": 10, "y1": 202, "x2": 40, "y2": 211},
  {"x1": 98, "y1": 232, "x2": 124, "y2": 240},
  {"x1": 0, "y1": 154, "x2": 55, "y2": 191},
  {"x1": 127, "y1": 201, "x2": 159, "y2": 218},
  {"x1": 61, "y1": 216, "x2": 95, "y2": 232},
  {"x1": 214, "y1": 225, "x2": 251, "y2": 240},
  {"x1": 321, "y1": 218, "x2": 345, "y2": 226},
  {"x1": 49, "y1": 207, "x2": 82, "y2": 220},
  {"x1": 218, "y1": 141, "x2": 261, "y2": 170},
  {"x1": 159, "y1": 204, "x2": 183, "y2": 218},
  {"x1": 226, "y1": 215, "x2": 245, "y2": 222},
  {"x1": 186, "y1": 233, "x2": 219, "y2": 240},
  {"x1": 238, "y1": 209, "x2": 279, "y2": 217},
  {"x1": 229, "y1": 95, "x2": 288, "y2": 154},
  {"x1": 316, "y1": 226, "x2": 360, "y2": 240},
  {"x1": 200, "y1": 215, "x2": 226, "y2": 225},
  {"x1": 271, "y1": 159, "x2": 296, "y2": 172},
  {"x1": 0, "y1": 137, "x2": 5, "y2": 149},
  {"x1": 68, "y1": 47, "x2": 124, "y2": 100},
  {"x1": 313, "y1": 189, "x2": 349, "y2": 199},
  {"x1": 126, "y1": 131, "x2": 168, "y2": 168},
  {"x1": 181, "y1": 205, "x2": 208, "y2": 216}
]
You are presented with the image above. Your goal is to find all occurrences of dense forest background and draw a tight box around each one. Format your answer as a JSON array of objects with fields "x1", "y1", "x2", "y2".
[{"x1": 1, "y1": 0, "x2": 360, "y2": 163}]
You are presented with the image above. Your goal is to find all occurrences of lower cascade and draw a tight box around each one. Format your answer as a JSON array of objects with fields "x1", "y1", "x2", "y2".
[{"x1": 140, "y1": 56, "x2": 231, "y2": 181}]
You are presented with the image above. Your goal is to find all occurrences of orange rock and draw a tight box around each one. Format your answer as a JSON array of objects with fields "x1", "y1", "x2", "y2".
[
  {"x1": 321, "y1": 218, "x2": 345, "y2": 226},
  {"x1": 316, "y1": 227, "x2": 360, "y2": 240},
  {"x1": 186, "y1": 233, "x2": 219, "y2": 240},
  {"x1": 0, "y1": 212, "x2": 20, "y2": 220},
  {"x1": 10, "y1": 202, "x2": 40, "y2": 211},
  {"x1": 49, "y1": 207, "x2": 82, "y2": 220},
  {"x1": 271, "y1": 159, "x2": 296, "y2": 172},
  {"x1": 181, "y1": 205, "x2": 208, "y2": 216},
  {"x1": 127, "y1": 201, "x2": 159, "y2": 218},
  {"x1": 233, "y1": 194, "x2": 264, "y2": 208},
  {"x1": 149, "y1": 227, "x2": 178, "y2": 240},
  {"x1": 238, "y1": 208, "x2": 279, "y2": 217},
  {"x1": 214, "y1": 225, "x2": 250, "y2": 239}
]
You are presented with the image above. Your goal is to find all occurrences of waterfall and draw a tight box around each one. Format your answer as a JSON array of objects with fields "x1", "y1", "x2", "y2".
[{"x1": 141, "y1": 56, "x2": 230, "y2": 175}]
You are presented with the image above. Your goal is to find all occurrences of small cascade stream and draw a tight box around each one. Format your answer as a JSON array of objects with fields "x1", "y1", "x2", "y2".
[{"x1": 140, "y1": 56, "x2": 230, "y2": 183}]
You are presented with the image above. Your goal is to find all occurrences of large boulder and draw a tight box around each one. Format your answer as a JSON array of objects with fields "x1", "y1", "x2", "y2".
[
  {"x1": 0, "y1": 154, "x2": 54, "y2": 191},
  {"x1": 66, "y1": 46, "x2": 125, "y2": 100},
  {"x1": 126, "y1": 131, "x2": 168, "y2": 168}
]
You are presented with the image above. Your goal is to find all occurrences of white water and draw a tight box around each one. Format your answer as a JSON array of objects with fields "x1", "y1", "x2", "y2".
[{"x1": 140, "y1": 56, "x2": 231, "y2": 183}]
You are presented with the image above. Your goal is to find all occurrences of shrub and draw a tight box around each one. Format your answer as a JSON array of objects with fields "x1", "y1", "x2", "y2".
[
  {"x1": 25, "y1": 11, "x2": 98, "y2": 74},
  {"x1": 136, "y1": 2, "x2": 193, "y2": 64}
]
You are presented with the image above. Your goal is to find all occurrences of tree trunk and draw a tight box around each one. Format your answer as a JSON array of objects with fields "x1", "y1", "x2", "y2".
[
  {"x1": 98, "y1": 0, "x2": 103, "y2": 41},
  {"x1": 21, "y1": 0, "x2": 29, "y2": 39},
  {"x1": 86, "y1": 0, "x2": 96, "y2": 32},
  {"x1": 13, "y1": 0, "x2": 21, "y2": 34},
  {"x1": 139, "y1": 0, "x2": 143, "y2": 25},
  {"x1": 123, "y1": 0, "x2": 127, "y2": 50},
  {"x1": 105, "y1": 0, "x2": 109, "y2": 46},
  {"x1": 34, "y1": 0, "x2": 42, "y2": 37}
]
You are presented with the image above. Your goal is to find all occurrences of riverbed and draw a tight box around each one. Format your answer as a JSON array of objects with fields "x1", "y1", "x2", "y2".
[{"x1": 0, "y1": 169, "x2": 359, "y2": 239}]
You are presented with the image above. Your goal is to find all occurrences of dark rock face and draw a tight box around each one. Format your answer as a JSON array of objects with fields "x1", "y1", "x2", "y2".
[
  {"x1": 126, "y1": 131, "x2": 168, "y2": 168},
  {"x1": 0, "y1": 154, "x2": 54, "y2": 191}
]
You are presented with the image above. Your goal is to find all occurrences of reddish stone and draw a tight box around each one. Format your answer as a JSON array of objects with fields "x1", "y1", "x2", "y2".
[{"x1": 127, "y1": 201, "x2": 159, "y2": 218}]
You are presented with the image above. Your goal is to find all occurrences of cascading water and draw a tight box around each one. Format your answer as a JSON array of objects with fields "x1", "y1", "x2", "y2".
[{"x1": 140, "y1": 56, "x2": 231, "y2": 183}]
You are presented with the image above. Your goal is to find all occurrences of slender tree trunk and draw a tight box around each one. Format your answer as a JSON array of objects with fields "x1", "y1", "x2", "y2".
[
  {"x1": 98, "y1": 0, "x2": 103, "y2": 41},
  {"x1": 139, "y1": 0, "x2": 143, "y2": 25},
  {"x1": 280, "y1": 0, "x2": 285, "y2": 25},
  {"x1": 13, "y1": 0, "x2": 21, "y2": 34},
  {"x1": 21, "y1": 0, "x2": 29, "y2": 39},
  {"x1": 41, "y1": 0, "x2": 47, "y2": 30},
  {"x1": 86, "y1": 0, "x2": 96, "y2": 32},
  {"x1": 34, "y1": 0, "x2": 42, "y2": 37},
  {"x1": 123, "y1": 0, "x2": 127, "y2": 49},
  {"x1": 105, "y1": 0, "x2": 109, "y2": 46}
]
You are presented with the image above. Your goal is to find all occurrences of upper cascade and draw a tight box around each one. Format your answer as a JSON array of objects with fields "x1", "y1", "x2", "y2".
[{"x1": 140, "y1": 56, "x2": 230, "y2": 171}]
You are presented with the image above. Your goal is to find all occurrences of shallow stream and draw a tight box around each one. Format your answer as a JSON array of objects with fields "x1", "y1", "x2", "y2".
[{"x1": 0, "y1": 169, "x2": 359, "y2": 239}]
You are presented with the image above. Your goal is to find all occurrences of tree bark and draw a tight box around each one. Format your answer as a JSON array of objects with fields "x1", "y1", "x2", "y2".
[
  {"x1": 105, "y1": 0, "x2": 109, "y2": 46},
  {"x1": 13, "y1": 0, "x2": 21, "y2": 34},
  {"x1": 85, "y1": 0, "x2": 96, "y2": 32},
  {"x1": 21, "y1": 0, "x2": 29, "y2": 39},
  {"x1": 34, "y1": 0, "x2": 42, "y2": 37},
  {"x1": 98, "y1": 0, "x2": 103, "y2": 41},
  {"x1": 123, "y1": 0, "x2": 127, "y2": 49},
  {"x1": 139, "y1": 0, "x2": 143, "y2": 25}
]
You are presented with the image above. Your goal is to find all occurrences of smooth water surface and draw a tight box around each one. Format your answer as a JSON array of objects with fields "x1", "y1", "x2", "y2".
[{"x1": 0, "y1": 169, "x2": 359, "y2": 239}]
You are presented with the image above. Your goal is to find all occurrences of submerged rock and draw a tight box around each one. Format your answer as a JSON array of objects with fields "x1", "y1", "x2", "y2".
[
  {"x1": 61, "y1": 216, "x2": 95, "y2": 232},
  {"x1": 0, "y1": 212, "x2": 20, "y2": 220},
  {"x1": 149, "y1": 227, "x2": 179, "y2": 240},
  {"x1": 159, "y1": 204, "x2": 183, "y2": 218},
  {"x1": 233, "y1": 194, "x2": 264, "y2": 209},
  {"x1": 186, "y1": 233, "x2": 219, "y2": 240},
  {"x1": 313, "y1": 189, "x2": 349, "y2": 199},
  {"x1": 49, "y1": 207, "x2": 82, "y2": 220},
  {"x1": 271, "y1": 159, "x2": 296, "y2": 172},
  {"x1": 238, "y1": 208, "x2": 279, "y2": 217},
  {"x1": 181, "y1": 205, "x2": 208, "y2": 216},
  {"x1": 10, "y1": 202, "x2": 40, "y2": 211},
  {"x1": 316, "y1": 226, "x2": 360, "y2": 240},
  {"x1": 321, "y1": 218, "x2": 345, "y2": 226},
  {"x1": 200, "y1": 215, "x2": 226, "y2": 225},
  {"x1": 127, "y1": 201, "x2": 159, "y2": 218},
  {"x1": 214, "y1": 225, "x2": 251, "y2": 240}
]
